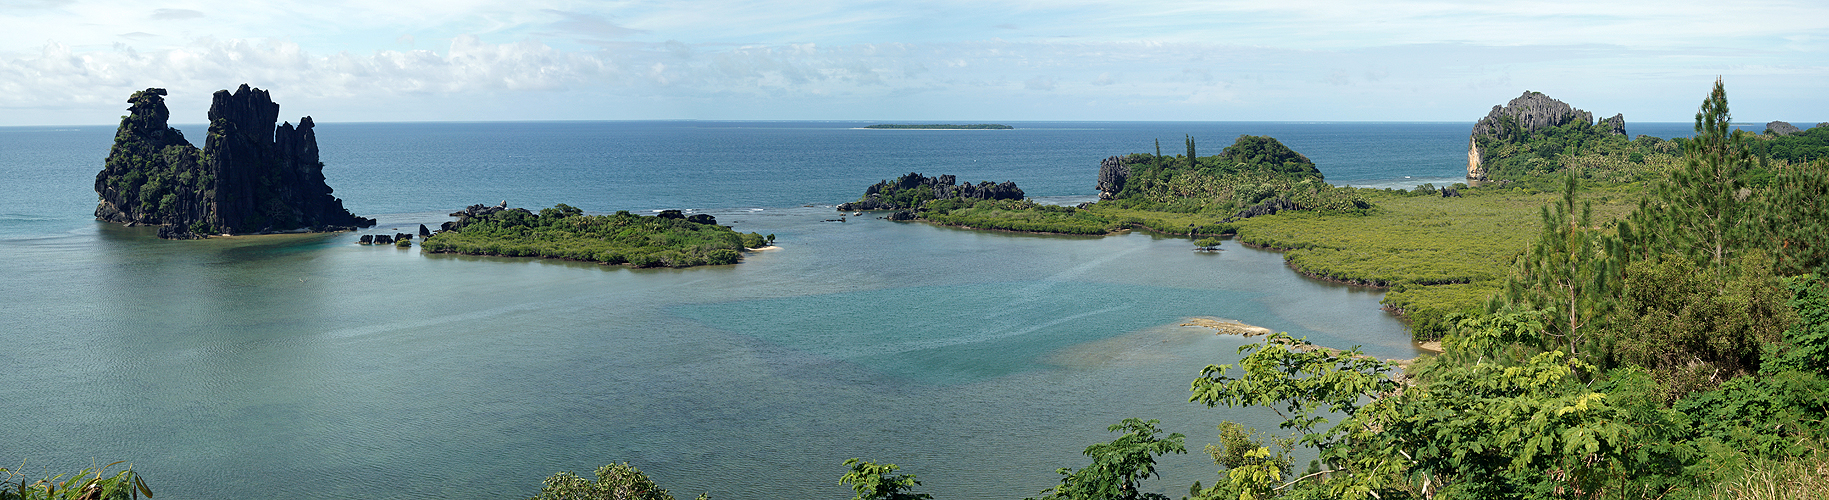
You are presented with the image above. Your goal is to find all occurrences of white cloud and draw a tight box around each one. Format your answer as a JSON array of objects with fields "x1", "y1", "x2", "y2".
[
  {"x1": 1, "y1": 1, "x2": 1826, "y2": 124},
  {"x1": 149, "y1": 8, "x2": 203, "y2": 20}
]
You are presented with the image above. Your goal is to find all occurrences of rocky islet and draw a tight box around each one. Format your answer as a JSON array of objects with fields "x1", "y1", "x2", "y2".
[{"x1": 94, "y1": 85, "x2": 375, "y2": 238}]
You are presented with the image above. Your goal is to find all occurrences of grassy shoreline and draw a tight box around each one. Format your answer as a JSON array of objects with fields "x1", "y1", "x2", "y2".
[{"x1": 889, "y1": 184, "x2": 1646, "y2": 339}]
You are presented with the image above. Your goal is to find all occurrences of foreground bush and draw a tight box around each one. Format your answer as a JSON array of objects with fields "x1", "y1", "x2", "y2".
[
  {"x1": 0, "y1": 462, "x2": 152, "y2": 500},
  {"x1": 530, "y1": 462, "x2": 705, "y2": 500}
]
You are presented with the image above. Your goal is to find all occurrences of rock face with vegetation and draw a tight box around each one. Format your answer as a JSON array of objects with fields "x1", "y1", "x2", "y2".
[
  {"x1": 1096, "y1": 155, "x2": 1129, "y2": 199},
  {"x1": 1765, "y1": 120, "x2": 1802, "y2": 136},
  {"x1": 836, "y1": 172, "x2": 1023, "y2": 211},
  {"x1": 1467, "y1": 91, "x2": 1625, "y2": 181},
  {"x1": 94, "y1": 85, "x2": 374, "y2": 238}
]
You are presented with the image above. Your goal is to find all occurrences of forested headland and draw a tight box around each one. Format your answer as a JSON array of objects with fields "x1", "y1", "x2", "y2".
[{"x1": 703, "y1": 78, "x2": 1828, "y2": 499}]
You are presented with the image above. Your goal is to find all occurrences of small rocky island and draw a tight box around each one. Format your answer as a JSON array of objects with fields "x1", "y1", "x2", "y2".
[
  {"x1": 836, "y1": 172, "x2": 1024, "y2": 219},
  {"x1": 94, "y1": 85, "x2": 375, "y2": 239},
  {"x1": 863, "y1": 124, "x2": 1013, "y2": 129}
]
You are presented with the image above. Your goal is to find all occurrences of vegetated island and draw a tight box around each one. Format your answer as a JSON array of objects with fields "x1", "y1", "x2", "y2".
[
  {"x1": 862, "y1": 124, "x2": 1013, "y2": 129},
  {"x1": 419, "y1": 202, "x2": 772, "y2": 268},
  {"x1": 94, "y1": 85, "x2": 375, "y2": 239}
]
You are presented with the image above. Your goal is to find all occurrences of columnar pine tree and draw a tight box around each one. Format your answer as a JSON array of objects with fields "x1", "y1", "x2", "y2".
[
  {"x1": 1185, "y1": 135, "x2": 1197, "y2": 168},
  {"x1": 1498, "y1": 174, "x2": 1619, "y2": 367},
  {"x1": 1622, "y1": 77, "x2": 1761, "y2": 279}
]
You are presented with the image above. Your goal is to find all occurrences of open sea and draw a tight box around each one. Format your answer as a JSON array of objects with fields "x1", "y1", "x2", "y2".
[{"x1": 0, "y1": 120, "x2": 1714, "y2": 499}]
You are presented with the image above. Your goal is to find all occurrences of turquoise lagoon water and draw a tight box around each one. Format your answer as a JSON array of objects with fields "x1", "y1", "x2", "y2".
[{"x1": 0, "y1": 121, "x2": 1708, "y2": 499}]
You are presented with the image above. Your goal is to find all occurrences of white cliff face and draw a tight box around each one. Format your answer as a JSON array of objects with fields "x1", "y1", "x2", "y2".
[{"x1": 1467, "y1": 137, "x2": 1486, "y2": 181}]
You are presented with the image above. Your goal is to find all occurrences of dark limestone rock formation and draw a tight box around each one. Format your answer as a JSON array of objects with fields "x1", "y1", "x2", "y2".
[
  {"x1": 1599, "y1": 114, "x2": 1626, "y2": 136},
  {"x1": 374, "y1": 234, "x2": 394, "y2": 245},
  {"x1": 419, "y1": 224, "x2": 432, "y2": 237},
  {"x1": 445, "y1": 202, "x2": 510, "y2": 231},
  {"x1": 685, "y1": 214, "x2": 717, "y2": 225},
  {"x1": 1767, "y1": 121, "x2": 1803, "y2": 136},
  {"x1": 158, "y1": 225, "x2": 204, "y2": 240},
  {"x1": 837, "y1": 172, "x2": 1025, "y2": 211},
  {"x1": 835, "y1": 198, "x2": 902, "y2": 211},
  {"x1": 1097, "y1": 156, "x2": 1129, "y2": 200},
  {"x1": 360, "y1": 234, "x2": 374, "y2": 244},
  {"x1": 94, "y1": 85, "x2": 375, "y2": 238},
  {"x1": 657, "y1": 209, "x2": 685, "y2": 219},
  {"x1": 885, "y1": 210, "x2": 917, "y2": 221},
  {"x1": 936, "y1": 180, "x2": 1023, "y2": 201},
  {"x1": 1222, "y1": 198, "x2": 1302, "y2": 222}
]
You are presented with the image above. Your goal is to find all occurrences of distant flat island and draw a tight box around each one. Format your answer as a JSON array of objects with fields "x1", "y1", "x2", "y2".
[{"x1": 863, "y1": 124, "x2": 1013, "y2": 129}]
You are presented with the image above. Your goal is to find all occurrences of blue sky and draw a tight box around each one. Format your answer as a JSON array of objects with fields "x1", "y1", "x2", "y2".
[{"x1": 1, "y1": 0, "x2": 1824, "y2": 126}]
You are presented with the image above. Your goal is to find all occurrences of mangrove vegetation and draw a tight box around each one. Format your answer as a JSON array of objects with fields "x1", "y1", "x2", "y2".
[{"x1": 420, "y1": 204, "x2": 770, "y2": 268}]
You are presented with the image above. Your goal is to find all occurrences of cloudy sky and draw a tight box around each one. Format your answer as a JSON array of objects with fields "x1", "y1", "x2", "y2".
[{"x1": 1, "y1": 0, "x2": 1823, "y2": 126}]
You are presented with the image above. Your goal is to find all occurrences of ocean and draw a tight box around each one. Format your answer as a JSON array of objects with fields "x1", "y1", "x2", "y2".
[{"x1": 0, "y1": 120, "x2": 1713, "y2": 499}]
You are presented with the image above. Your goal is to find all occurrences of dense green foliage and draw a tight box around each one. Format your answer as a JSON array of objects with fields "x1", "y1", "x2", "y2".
[
  {"x1": 1098, "y1": 135, "x2": 1361, "y2": 215},
  {"x1": 1186, "y1": 79, "x2": 1829, "y2": 499},
  {"x1": 1472, "y1": 112, "x2": 1683, "y2": 184},
  {"x1": 422, "y1": 205, "x2": 767, "y2": 268},
  {"x1": 1030, "y1": 418, "x2": 1187, "y2": 500},
  {"x1": 529, "y1": 462, "x2": 707, "y2": 500},
  {"x1": 922, "y1": 199, "x2": 1115, "y2": 234},
  {"x1": 98, "y1": 89, "x2": 212, "y2": 230},
  {"x1": 1, "y1": 462, "x2": 152, "y2": 500},
  {"x1": 909, "y1": 135, "x2": 1368, "y2": 238},
  {"x1": 1751, "y1": 124, "x2": 1829, "y2": 163},
  {"x1": 840, "y1": 459, "x2": 931, "y2": 500},
  {"x1": 863, "y1": 124, "x2": 1013, "y2": 129}
]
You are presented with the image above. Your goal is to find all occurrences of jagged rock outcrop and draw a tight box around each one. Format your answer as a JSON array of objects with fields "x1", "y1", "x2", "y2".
[
  {"x1": 1467, "y1": 91, "x2": 1625, "y2": 181},
  {"x1": 685, "y1": 214, "x2": 717, "y2": 225},
  {"x1": 836, "y1": 198, "x2": 902, "y2": 211},
  {"x1": 1767, "y1": 121, "x2": 1802, "y2": 136},
  {"x1": 1222, "y1": 198, "x2": 1302, "y2": 222},
  {"x1": 1599, "y1": 114, "x2": 1625, "y2": 136},
  {"x1": 94, "y1": 85, "x2": 374, "y2": 238},
  {"x1": 442, "y1": 201, "x2": 512, "y2": 231},
  {"x1": 1097, "y1": 156, "x2": 1129, "y2": 200},
  {"x1": 837, "y1": 172, "x2": 1024, "y2": 211}
]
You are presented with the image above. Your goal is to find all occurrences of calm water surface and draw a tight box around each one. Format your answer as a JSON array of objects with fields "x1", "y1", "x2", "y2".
[{"x1": 0, "y1": 121, "x2": 1714, "y2": 499}]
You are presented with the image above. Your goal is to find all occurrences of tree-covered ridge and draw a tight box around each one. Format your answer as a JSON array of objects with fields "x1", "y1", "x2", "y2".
[
  {"x1": 420, "y1": 204, "x2": 769, "y2": 268},
  {"x1": 1464, "y1": 91, "x2": 1695, "y2": 184},
  {"x1": 862, "y1": 124, "x2": 1012, "y2": 129},
  {"x1": 1751, "y1": 122, "x2": 1829, "y2": 163},
  {"x1": 1097, "y1": 135, "x2": 1359, "y2": 215}
]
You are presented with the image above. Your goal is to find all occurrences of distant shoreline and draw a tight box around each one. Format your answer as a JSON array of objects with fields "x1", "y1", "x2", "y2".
[{"x1": 862, "y1": 124, "x2": 1013, "y2": 130}]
